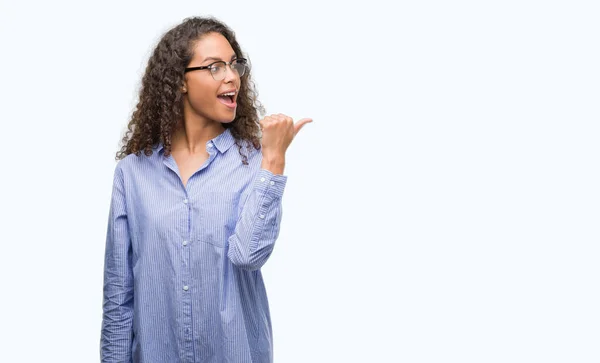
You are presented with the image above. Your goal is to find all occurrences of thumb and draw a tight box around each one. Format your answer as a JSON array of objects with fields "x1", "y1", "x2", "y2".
[{"x1": 293, "y1": 118, "x2": 313, "y2": 135}]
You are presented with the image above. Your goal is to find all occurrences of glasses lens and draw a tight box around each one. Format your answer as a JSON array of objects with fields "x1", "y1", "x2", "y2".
[
  {"x1": 232, "y1": 59, "x2": 247, "y2": 77},
  {"x1": 211, "y1": 62, "x2": 226, "y2": 80},
  {"x1": 210, "y1": 60, "x2": 247, "y2": 80}
]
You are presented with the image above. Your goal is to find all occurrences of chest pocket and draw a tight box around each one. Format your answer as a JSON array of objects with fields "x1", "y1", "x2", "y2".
[{"x1": 196, "y1": 190, "x2": 240, "y2": 247}]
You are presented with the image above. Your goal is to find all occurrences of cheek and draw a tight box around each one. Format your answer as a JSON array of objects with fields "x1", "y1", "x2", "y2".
[{"x1": 188, "y1": 86, "x2": 217, "y2": 112}]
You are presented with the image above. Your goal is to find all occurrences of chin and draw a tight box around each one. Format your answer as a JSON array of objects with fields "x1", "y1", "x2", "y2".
[{"x1": 218, "y1": 114, "x2": 237, "y2": 123}]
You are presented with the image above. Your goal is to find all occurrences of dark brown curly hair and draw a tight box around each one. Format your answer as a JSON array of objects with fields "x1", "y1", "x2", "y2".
[{"x1": 116, "y1": 16, "x2": 264, "y2": 164}]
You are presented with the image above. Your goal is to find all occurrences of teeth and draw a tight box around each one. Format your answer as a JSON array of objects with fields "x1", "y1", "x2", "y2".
[{"x1": 220, "y1": 92, "x2": 235, "y2": 96}]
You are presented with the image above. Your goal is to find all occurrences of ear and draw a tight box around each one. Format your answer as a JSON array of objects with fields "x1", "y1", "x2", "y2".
[{"x1": 181, "y1": 80, "x2": 188, "y2": 94}]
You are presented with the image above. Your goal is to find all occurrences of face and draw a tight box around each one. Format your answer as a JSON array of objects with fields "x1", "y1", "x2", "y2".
[{"x1": 182, "y1": 32, "x2": 241, "y2": 124}]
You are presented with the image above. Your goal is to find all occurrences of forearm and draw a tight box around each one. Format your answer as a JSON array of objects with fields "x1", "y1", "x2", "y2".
[
  {"x1": 101, "y1": 284, "x2": 134, "y2": 362},
  {"x1": 101, "y1": 222, "x2": 134, "y2": 362},
  {"x1": 227, "y1": 169, "x2": 287, "y2": 271}
]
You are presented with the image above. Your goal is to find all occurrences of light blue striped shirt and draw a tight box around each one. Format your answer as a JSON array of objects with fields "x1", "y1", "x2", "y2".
[{"x1": 101, "y1": 128, "x2": 287, "y2": 363}]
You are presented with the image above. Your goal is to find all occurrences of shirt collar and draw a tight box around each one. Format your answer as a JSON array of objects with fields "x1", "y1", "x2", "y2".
[
  {"x1": 156, "y1": 127, "x2": 235, "y2": 154},
  {"x1": 211, "y1": 127, "x2": 236, "y2": 153}
]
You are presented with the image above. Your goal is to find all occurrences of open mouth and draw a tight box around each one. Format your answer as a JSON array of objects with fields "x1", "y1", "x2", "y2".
[
  {"x1": 217, "y1": 91, "x2": 236, "y2": 108},
  {"x1": 218, "y1": 95, "x2": 234, "y2": 103},
  {"x1": 217, "y1": 94, "x2": 236, "y2": 108}
]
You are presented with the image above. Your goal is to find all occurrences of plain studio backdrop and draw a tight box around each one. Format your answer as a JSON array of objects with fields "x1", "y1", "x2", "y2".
[{"x1": 0, "y1": 0, "x2": 598, "y2": 362}]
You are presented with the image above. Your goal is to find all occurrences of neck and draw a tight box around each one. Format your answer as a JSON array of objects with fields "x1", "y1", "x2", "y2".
[{"x1": 171, "y1": 116, "x2": 226, "y2": 155}]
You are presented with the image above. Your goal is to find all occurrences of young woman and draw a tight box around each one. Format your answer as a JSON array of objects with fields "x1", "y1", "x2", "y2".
[{"x1": 100, "y1": 16, "x2": 311, "y2": 363}]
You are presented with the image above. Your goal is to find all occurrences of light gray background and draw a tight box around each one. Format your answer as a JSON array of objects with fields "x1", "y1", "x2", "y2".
[{"x1": 0, "y1": 0, "x2": 598, "y2": 362}]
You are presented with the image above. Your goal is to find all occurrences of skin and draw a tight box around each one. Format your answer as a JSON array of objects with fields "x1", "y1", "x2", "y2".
[{"x1": 172, "y1": 32, "x2": 312, "y2": 187}]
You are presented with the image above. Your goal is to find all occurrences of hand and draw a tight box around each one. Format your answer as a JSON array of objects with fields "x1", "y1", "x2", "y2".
[
  {"x1": 259, "y1": 114, "x2": 312, "y2": 174},
  {"x1": 259, "y1": 113, "x2": 312, "y2": 157}
]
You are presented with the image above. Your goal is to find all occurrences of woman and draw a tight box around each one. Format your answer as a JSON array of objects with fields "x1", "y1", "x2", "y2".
[{"x1": 101, "y1": 16, "x2": 311, "y2": 363}]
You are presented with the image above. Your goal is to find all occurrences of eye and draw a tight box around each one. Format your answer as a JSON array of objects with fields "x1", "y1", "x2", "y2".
[{"x1": 210, "y1": 62, "x2": 224, "y2": 74}]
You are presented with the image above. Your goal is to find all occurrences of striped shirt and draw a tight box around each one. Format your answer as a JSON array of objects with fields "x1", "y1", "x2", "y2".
[{"x1": 100, "y1": 127, "x2": 287, "y2": 363}]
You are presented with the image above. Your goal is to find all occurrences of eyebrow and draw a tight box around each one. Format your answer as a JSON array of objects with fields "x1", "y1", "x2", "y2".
[{"x1": 202, "y1": 54, "x2": 237, "y2": 64}]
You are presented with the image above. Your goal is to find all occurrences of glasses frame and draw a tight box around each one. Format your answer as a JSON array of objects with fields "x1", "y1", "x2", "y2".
[{"x1": 184, "y1": 58, "x2": 248, "y2": 80}]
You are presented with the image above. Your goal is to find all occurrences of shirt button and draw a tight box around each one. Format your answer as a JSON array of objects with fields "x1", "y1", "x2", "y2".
[
  {"x1": 183, "y1": 199, "x2": 188, "y2": 204},
  {"x1": 259, "y1": 214, "x2": 265, "y2": 219},
  {"x1": 260, "y1": 177, "x2": 266, "y2": 182},
  {"x1": 183, "y1": 240, "x2": 188, "y2": 246},
  {"x1": 208, "y1": 143, "x2": 213, "y2": 148},
  {"x1": 270, "y1": 181, "x2": 275, "y2": 186},
  {"x1": 183, "y1": 286, "x2": 189, "y2": 291}
]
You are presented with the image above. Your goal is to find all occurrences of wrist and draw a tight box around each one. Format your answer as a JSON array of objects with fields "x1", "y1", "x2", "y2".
[{"x1": 261, "y1": 154, "x2": 285, "y2": 175}]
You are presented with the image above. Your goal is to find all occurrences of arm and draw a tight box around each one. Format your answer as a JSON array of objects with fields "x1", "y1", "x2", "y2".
[
  {"x1": 227, "y1": 167, "x2": 287, "y2": 271},
  {"x1": 227, "y1": 113, "x2": 311, "y2": 270},
  {"x1": 100, "y1": 166, "x2": 134, "y2": 362}
]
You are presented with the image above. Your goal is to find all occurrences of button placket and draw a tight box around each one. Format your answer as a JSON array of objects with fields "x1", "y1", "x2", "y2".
[{"x1": 181, "y1": 190, "x2": 193, "y2": 347}]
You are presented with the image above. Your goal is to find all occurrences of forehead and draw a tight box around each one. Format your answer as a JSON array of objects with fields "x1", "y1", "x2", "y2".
[{"x1": 191, "y1": 32, "x2": 235, "y2": 63}]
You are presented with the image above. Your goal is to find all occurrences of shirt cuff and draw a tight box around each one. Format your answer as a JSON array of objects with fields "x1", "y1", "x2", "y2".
[{"x1": 253, "y1": 168, "x2": 287, "y2": 199}]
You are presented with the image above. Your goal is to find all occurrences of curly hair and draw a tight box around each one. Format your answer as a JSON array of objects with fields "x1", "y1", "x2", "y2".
[{"x1": 116, "y1": 16, "x2": 264, "y2": 164}]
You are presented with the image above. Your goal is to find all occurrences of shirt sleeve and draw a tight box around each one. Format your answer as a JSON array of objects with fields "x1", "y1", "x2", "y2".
[
  {"x1": 100, "y1": 165, "x2": 134, "y2": 362},
  {"x1": 227, "y1": 168, "x2": 287, "y2": 271}
]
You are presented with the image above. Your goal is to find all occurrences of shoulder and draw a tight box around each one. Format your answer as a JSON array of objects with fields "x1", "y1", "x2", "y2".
[{"x1": 114, "y1": 147, "x2": 160, "y2": 177}]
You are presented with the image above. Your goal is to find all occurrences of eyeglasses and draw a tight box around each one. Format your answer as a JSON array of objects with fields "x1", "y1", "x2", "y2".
[{"x1": 184, "y1": 58, "x2": 248, "y2": 81}]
